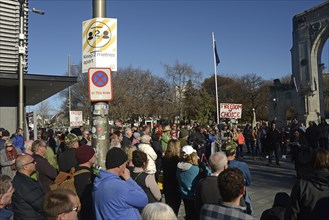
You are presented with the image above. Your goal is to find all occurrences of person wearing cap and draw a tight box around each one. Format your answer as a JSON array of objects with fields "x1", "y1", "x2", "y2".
[
  {"x1": 31, "y1": 140, "x2": 57, "y2": 194},
  {"x1": 93, "y1": 147, "x2": 148, "y2": 219},
  {"x1": 179, "y1": 128, "x2": 189, "y2": 147},
  {"x1": 223, "y1": 140, "x2": 252, "y2": 214},
  {"x1": 74, "y1": 145, "x2": 96, "y2": 220},
  {"x1": 0, "y1": 139, "x2": 22, "y2": 179},
  {"x1": 0, "y1": 130, "x2": 10, "y2": 151},
  {"x1": 176, "y1": 145, "x2": 208, "y2": 220},
  {"x1": 58, "y1": 133, "x2": 79, "y2": 172},
  {"x1": 161, "y1": 125, "x2": 172, "y2": 152}
]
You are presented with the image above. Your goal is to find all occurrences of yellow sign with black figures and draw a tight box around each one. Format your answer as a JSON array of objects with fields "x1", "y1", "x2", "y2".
[{"x1": 82, "y1": 18, "x2": 117, "y2": 72}]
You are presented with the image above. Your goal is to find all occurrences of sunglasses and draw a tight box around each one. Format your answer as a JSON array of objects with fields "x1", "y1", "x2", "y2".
[
  {"x1": 6, "y1": 145, "x2": 13, "y2": 148},
  {"x1": 70, "y1": 206, "x2": 79, "y2": 213},
  {"x1": 22, "y1": 160, "x2": 36, "y2": 166}
]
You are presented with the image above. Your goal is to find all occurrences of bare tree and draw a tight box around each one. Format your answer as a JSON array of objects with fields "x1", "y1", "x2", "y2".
[
  {"x1": 164, "y1": 61, "x2": 201, "y2": 119},
  {"x1": 36, "y1": 100, "x2": 52, "y2": 127}
]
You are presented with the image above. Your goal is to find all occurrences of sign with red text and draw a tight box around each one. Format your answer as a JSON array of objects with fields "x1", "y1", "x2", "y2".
[
  {"x1": 70, "y1": 111, "x2": 83, "y2": 127},
  {"x1": 88, "y1": 68, "x2": 113, "y2": 102},
  {"x1": 220, "y1": 103, "x2": 242, "y2": 119}
]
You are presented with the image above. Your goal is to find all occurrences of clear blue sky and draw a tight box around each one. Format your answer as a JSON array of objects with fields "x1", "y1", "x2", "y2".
[{"x1": 27, "y1": 0, "x2": 328, "y2": 111}]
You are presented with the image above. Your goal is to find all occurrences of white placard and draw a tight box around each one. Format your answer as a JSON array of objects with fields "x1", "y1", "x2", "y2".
[
  {"x1": 70, "y1": 111, "x2": 83, "y2": 127},
  {"x1": 220, "y1": 103, "x2": 242, "y2": 119}
]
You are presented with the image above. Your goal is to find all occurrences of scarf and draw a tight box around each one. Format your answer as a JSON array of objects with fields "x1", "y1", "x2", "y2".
[{"x1": 6, "y1": 147, "x2": 19, "y2": 170}]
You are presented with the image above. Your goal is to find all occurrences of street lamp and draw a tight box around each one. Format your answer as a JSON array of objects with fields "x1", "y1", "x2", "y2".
[
  {"x1": 17, "y1": 0, "x2": 44, "y2": 130},
  {"x1": 273, "y1": 98, "x2": 277, "y2": 111},
  {"x1": 252, "y1": 108, "x2": 256, "y2": 128}
]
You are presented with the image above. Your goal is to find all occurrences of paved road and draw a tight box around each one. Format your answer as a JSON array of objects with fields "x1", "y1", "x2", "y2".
[{"x1": 177, "y1": 154, "x2": 298, "y2": 219}]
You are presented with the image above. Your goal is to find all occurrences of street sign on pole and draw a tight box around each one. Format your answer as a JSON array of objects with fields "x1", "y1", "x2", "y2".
[
  {"x1": 82, "y1": 18, "x2": 117, "y2": 72},
  {"x1": 88, "y1": 68, "x2": 113, "y2": 102}
]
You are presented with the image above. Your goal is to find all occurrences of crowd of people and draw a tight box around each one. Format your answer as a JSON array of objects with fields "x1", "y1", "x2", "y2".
[{"x1": 0, "y1": 118, "x2": 328, "y2": 220}]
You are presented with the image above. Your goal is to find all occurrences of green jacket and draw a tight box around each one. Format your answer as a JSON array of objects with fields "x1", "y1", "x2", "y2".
[{"x1": 161, "y1": 133, "x2": 171, "y2": 152}]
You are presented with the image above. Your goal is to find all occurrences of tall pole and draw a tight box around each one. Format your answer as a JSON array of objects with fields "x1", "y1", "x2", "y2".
[
  {"x1": 68, "y1": 55, "x2": 71, "y2": 113},
  {"x1": 68, "y1": 55, "x2": 72, "y2": 131},
  {"x1": 18, "y1": 0, "x2": 26, "y2": 130},
  {"x1": 92, "y1": 0, "x2": 109, "y2": 169},
  {"x1": 212, "y1": 32, "x2": 220, "y2": 125}
]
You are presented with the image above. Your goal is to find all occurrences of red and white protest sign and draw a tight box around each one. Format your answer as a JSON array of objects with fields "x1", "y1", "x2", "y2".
[{"x1": 220, "y1": 103, "x2": 242, "y2": 119}]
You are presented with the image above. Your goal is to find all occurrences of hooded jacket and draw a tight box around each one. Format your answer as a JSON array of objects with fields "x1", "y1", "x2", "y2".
[
  {"x1": 285, "y1": 169, "x2": 329, "y2": 220},
  {"x1": 138, "y1": 143, "x2": 157, "y2": 175},
  {"x1": 176, "y1": 162, "x2": 200, "y2": 199},
  {"x1": 93, "y1": 170, "x2": 148, "y2": 220}
]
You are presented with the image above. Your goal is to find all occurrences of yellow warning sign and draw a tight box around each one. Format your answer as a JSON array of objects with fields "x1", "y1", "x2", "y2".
[{"x1": 82, "y1": 18, "x2": 117, "y2": 72}]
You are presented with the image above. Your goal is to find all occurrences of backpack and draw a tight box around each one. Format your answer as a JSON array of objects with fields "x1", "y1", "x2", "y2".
[{"x1": 49, "y1": 167, "x2": 89, "y2": 197}]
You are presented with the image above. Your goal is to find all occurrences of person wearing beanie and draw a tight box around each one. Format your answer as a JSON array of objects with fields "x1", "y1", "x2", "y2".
[
  {"x1": 74, "y1": 145, "x2": 96, "y2": 220},
  {"x1": 93, "y1": 148, "x2": 148, "y2": 220},
  {"x1": 58, "y1": 133, "x2": 79, "y2": 172},
  {"x1": 179, "y1": 129, "x2": 189, "y2": 147}
]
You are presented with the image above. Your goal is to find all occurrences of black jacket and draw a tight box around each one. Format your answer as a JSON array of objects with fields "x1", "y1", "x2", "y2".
[
  {"x1": 285, "y1": 169, "x2": 329, "y2": 220},
  {"x1": 74, "y1": 166, "x2": 95, "y2": 220},
  {"x1": 12, "y1": 172, "x2": 45, "y2": 220},
  {"x1": 58, "y1": 148, "x2": 78, "y2": 172}
]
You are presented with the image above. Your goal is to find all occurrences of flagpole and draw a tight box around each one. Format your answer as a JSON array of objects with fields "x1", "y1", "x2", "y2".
[{"x1": 212, "y1": 32, "x2": 220, "y2": 125}]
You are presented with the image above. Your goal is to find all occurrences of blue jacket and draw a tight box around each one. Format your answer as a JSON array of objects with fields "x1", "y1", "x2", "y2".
[
  {"x1": 176, "y1": 162, "x2": 206, "y2": 200},
  {"x1": 228, "y1": 160, "x2": 251, "y2": 186},
  {"x1": 0, "y1": 208, "x2": 13, "y2": 220},
  {"x1": 93, "y1": 170, "x2": 148, "y2": 220},
  {"x1": 11, "y1": 134, "x2": 24, "y2": 152}
]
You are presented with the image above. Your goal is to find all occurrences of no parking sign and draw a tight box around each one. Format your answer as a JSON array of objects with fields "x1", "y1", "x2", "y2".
[{"x1": 88, "y1": 68, "x2": 113, "y2": 102}]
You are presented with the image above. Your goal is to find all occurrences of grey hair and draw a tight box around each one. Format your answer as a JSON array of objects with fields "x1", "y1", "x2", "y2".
[
  {"x1": 109, "y1": 140, "x2": 121, "y2": 149},
  {"x1": 125, "y1": 127, "x2": 132, "y2": 134},
  {"x1": 141, "y1": 202, "x2": 177, "y2": 220},
  {"x1": 31, "y1": 139, "x2": 46, "y2": 153},
  {"x1": 24, "y1": 140, "x2": 34, "y2": 151},
  {"x1": 209, "y1": 151, "x2": 228, "y2": 173},
  {"x1": 141, "y1": 135, "x2": 151, "y2": 144}
]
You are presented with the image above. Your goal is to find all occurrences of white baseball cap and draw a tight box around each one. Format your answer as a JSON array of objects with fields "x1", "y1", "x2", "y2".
[{"x1": 182, "y1": 145, "x2": 196, "y2": 155}]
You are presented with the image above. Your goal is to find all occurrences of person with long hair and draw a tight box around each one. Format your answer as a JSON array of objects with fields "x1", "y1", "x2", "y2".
[
  {"x1": 176, "y1": 145, "x2": 208, "y2": 220},
  {"x1": 162, "y1": 139, "x2": 181, "y2": 215}
]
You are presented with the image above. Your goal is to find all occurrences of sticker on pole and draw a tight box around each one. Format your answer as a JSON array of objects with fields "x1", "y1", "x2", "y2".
[{"x1": 88, "y1": 68, "x2": 113, "y2": 102}]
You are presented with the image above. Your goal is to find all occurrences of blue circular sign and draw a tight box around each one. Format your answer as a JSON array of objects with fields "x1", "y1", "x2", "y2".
[{"x1": 92, "y1": 71, "x2": 108, "y2": 87}]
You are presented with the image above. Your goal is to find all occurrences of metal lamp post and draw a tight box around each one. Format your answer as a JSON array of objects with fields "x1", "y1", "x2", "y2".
[{"x1": 17, "y1": 0, "x2": 44, "y2": 130}]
